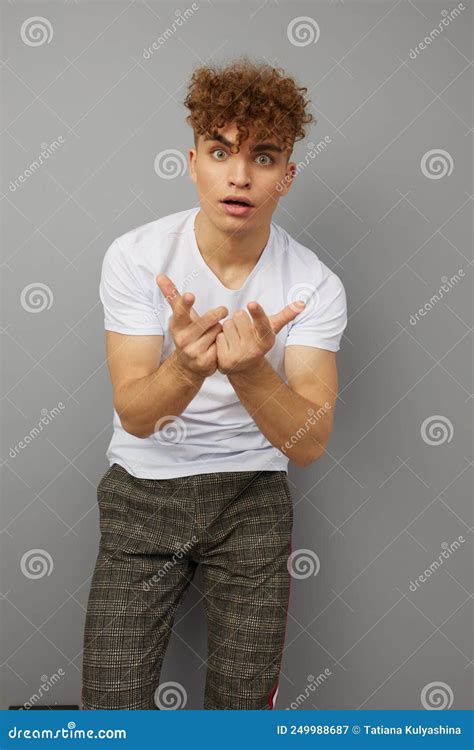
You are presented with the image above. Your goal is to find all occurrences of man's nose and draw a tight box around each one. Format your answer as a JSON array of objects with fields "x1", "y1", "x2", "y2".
[{"x1": 227, "y1": 158, "x2": 251, "y2": 187}]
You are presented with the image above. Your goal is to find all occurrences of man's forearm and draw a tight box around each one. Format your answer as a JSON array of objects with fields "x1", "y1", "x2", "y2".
[
  {"x1": 118, "y1": 350, "x2": 205, "y2": 438},
  {"x1": 228, "y1": 357, "x2": 330, "y2": 467}
]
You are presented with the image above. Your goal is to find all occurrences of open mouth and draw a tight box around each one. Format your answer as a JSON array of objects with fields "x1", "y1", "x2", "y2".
[{"x1": 221, "y1": 198, "x2": 253, "y2": 207}]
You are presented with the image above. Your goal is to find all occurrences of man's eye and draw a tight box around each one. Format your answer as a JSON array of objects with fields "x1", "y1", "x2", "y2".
[
  {"x1": 256, "y1": 154, "x2": 274, "y2": 165},
  {"x1": 211, "y1": 149, "x2": 227, "y2": 160}
]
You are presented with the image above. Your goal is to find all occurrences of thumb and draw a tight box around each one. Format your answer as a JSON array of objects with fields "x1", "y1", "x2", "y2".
[{"x1": 270, "y1": 300, "x2": 306, "y2": 334}]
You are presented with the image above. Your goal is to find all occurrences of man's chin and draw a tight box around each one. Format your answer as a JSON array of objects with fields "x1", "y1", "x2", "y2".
[{"x1": 214, "y1": 205, "x2": 257, "y2": 231}]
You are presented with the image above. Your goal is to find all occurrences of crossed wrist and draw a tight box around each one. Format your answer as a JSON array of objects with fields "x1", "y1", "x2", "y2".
[
  {"x1": 227, "y1": 355, "x2": 268, "y2": 381},
  {"x1": 174, "y1": 352, "x2": 207, "y2": 383}
]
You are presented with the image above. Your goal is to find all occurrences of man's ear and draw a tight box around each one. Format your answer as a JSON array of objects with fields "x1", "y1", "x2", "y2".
[
  {"x1": 279, "y1": 160, "x2": 297, "y2": 196},
  {"x1": 188, "y1": 147, "x2": 197, "y2": 184}
]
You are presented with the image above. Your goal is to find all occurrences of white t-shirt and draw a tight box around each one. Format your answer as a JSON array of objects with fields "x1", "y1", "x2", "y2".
[{"x1": 100, "y1": 206, "x2": 347, "y2": 478}]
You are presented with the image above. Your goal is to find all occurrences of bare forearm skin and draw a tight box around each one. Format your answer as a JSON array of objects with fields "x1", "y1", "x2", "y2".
[
  {"x1": 227, "y1": 357, "x2": 329, "y2": 467},
  {"x1": 118, "y1": 350, "x2": 205, "y2": 438}
]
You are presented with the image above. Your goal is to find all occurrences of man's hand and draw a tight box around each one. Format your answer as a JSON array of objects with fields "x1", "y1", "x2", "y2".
[
  {"x1": 156, "y1": 274, "x2": 228, "y2": 377},
  {"x1": 216, "y1": 299, "x2": 306, "y2": 376}
]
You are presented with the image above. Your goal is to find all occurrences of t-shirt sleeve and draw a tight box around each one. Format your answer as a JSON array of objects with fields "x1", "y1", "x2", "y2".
[
  {"x1": 99, "y1": 238, "x2": 164, "y2": 335},
  {"x1": 285, "y1": 270, "x2": 347, "y2": 352}
]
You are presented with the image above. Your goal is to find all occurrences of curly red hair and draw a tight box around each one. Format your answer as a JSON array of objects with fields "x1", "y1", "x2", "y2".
[{"x1": 183, "y1": 56, "x2": 315, "y2": 156}]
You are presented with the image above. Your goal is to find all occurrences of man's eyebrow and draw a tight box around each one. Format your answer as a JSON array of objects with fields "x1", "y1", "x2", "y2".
[
  {"x1": 251, "y1": 142, "x2": 284, "y2": 154},
  {"x1": 204, "y1": 133, "x2": 284, "y2": 153}
]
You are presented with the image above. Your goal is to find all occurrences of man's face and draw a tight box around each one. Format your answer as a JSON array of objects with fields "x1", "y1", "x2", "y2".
[{"x1": 188, "y1": 122, "x2": 296, "y2": 234}]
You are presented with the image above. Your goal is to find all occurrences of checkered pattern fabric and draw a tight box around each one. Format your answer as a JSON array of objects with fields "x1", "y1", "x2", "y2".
[{"x1": 81, "y1": 462, "x2": 293, "y2": 710}]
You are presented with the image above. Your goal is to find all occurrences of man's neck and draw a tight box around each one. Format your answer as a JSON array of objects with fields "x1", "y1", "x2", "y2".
[{"x1": 194, "y1": 208, "x2": 271, "y2": 275}]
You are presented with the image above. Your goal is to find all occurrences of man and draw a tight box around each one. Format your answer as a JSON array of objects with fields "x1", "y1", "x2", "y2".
[{"x1": 81, "y1": 57, "x2": 347, "y2": 710}]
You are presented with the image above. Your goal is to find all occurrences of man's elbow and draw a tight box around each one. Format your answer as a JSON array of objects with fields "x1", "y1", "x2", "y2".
[
  {"x1": 297, "y1": 449, "x2": 324, "y2": 468},
  {"x1": 119, "y1": 414, "x2": 150, "y2": 439},
  {"x1": 295, "y1": 440, "x2": 328, "y2": 467}
]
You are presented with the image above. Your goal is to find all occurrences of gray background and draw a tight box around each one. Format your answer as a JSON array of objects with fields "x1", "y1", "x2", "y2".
[{"x1": 1, "y1": 0, "x2": 472, "y2": 711}]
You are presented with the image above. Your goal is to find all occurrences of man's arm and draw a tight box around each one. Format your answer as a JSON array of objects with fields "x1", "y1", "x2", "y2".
[
  {"x1": 227, "y1": 345, "x2": 338, "y2": 467},
  {"x1": 108, "y1": 332, "x2": 206, "y2": 439},
  {"x1": 109, "y1": 276, "x2": 228, "y2": 439}
]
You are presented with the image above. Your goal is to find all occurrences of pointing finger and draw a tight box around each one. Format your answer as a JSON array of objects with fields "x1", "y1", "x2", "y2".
[
  {"x1": 156, "y1": 274, "x2": 195, "y2": 328},
  {"x1": 246, "y1": 302, "x2": 274, "y2": 345}
]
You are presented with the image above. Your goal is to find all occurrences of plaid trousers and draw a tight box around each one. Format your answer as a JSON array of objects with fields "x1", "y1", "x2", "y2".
[{"x1": 81, "y1": 462, "x2": 293, "y2": 710}]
